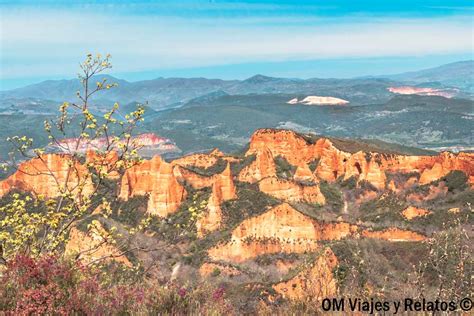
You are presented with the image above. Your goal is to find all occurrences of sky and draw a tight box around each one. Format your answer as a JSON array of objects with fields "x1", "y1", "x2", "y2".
[{"x1": 0, "y1": 0, "x2": 473, "y2": 90}]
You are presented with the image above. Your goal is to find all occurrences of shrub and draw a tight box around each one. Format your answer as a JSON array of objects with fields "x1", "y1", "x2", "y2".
[
  {"x1": 442, "y1": 170, "x2": 468, "y2": 192},
  {"x1": 274, "y1": 156, "x2": 296, "y2": 179},
  {"x1": 319, "y1": 181, "x2": 344, "y2": 212},
  {"x1": 0, "y1": 254, "x2": 233, "y2": 315}
]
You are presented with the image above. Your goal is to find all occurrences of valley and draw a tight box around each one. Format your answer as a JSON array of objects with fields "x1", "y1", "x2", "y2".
[{"x1": 0, "y1": 128, "x2": 472, "y2": 312}]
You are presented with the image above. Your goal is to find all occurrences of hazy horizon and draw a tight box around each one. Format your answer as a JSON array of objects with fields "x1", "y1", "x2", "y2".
[
  {"x1": 2, "y1": 57, "x2": 472, "y2": 91},
  {"x1": 1, "y1": 0, "x2": 473, "y2": 90}
]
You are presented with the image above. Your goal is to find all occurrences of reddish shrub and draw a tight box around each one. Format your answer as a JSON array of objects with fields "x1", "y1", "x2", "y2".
[{"x1": 0, "y1": 255, "x2": 233, "y2": 315}]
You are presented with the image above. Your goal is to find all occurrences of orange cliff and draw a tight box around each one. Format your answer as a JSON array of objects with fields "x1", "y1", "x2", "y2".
[
  {"x1": 119, "y1": 156, "x2": 187, "y2": 217},
  {"x1": 208, "y1": 203, "x2": 357, "y2": 263},
  {"x1": 258, "y1": 177, "x2": 325, "y2": 205},
  {"x1": 402, "y1": 206, "x2": 431, "y2": 220},
  {"x1": 171, "y1": 148, "x2": 238, "y2": 170},
  {"x1": 361, "y1": 228, "x2": 425, "y2": 242},
  {"x1": 245, "y1": 129, "x2": 474, "y2": 189},
  {"x1": 173, "y1": 166, "x2": 215, "y2": 189},
  {"x1": 0, "y1": 154, "x2": 93, "y2": 199},
  {"x1": 85, "y1": 149, "x2": 120, "y2": 179},
  {"x1": 294, "y1": 164, "x2": 315, "y2": 183},
  {"x1": 245, "y1": 129, "x2": 322, "y2": 167},
  {"x1": 238, "y1": 146, "x2": 277, "y2": 183},
  {"x1": 196, "y1": 183, "x2": 224, "y2": 238},
  {"x1": 196, "y1": 163, "x2": 237, "y2": 237},
  {"x1": 208, "y1": 202, "x2": 426, "y2": 263},
  {"x1": 273, "y1": 248, "x2": 339, "y2": 300},
  {"x1": 171, "y1": 149, "x2": 223, "y2": 169}
]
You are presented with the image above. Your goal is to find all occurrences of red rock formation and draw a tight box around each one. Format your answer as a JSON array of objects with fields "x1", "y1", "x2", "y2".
[
  {"x1": 343, "y1": 152, "x2": 387, "y2": 189},
  {"x1": 173, "y1": 166, "x2": 214, "y2": 189},
  {"x1": 245, "y1": 129, "x2": 321, "y2": 166},
  {"x1": 171, "y1": 148, "x2": 228, "y2": 169},
  {"x1": 208, "y1": 203, "x2": 320, "y2": 262},
  {"x1": 196, "y1": 187, "x2": 223, "y2": 238},
  {"x1": 313, "y1": 143, "x2": 348, "y2": 182},
  {"x1": 213, "y1": 163, "x2": 236, "y2": 201},
  {"x1": 259, "y1": 177, "x2": 325, "y2": 205},
  {"x1": 0, "y1": 154, "x2": 93, "y2": 199},
  {"x1": 419, "y1": 163, "x2": 446, "y2": 185},
  {"x1": 196, "y1": 163, "x2": 237, "y2": 237},
  {"x1": 362, "y1": 228, "x2": 425, "y2": 242},
  {"x1": 239, "y1": 146, "x2": 277, "y2": 183},
  {"x1": 119, "y1": 156, "x2": 187, "y2": 217},
  {"x1": 85, "y1": 149, "x2": 120, "y2": 179},
  {"x1": 385, "y1": 152, "x2": 473, "y2": 186},
  {"x1": 208, "y1": 203, "x2": 357, "y2": 262},
  {"x1": 402, "y1": 206, "x2": 431, "y2": 220},
  {"x1": 294, "y1": 164, "x2": 315, "y2": 183},
  {"x1": 209, "y1": 202, "x2": 425, "y2": 262},
  {"x1": 245, "y1": 129, "x2": 474, "y2": 188},
  {"x1": 273, "y1": 248, "x2": 338, "y2": 300},
  {"x1": 448, "y1": 207, "x2": 460, "y2": 214}
]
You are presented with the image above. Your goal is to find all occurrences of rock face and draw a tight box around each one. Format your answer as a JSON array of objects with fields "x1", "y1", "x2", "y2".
[
  {"x1": 195, "y1": 163, "x2": 237, "y2": 237},
  {"x1": 343, "y1": 152, "x2": 387, "y2": 190},
  {"x1": 246, "y1": 129, "x2": 474, "y2": 189},
  {"x1": 259, "y1": 177, "x2": 325, "y2": 205},
  {"x1": 273, "y1": 248, "x2": 338, "y2": 300},
  {"x1": 401, "y1": 206, "x2": 431, "y2": 220},
  {"x1": 239, "y1": 146, "x2": 277, "y2": 183},
  {"x1": 171, "y1": 149, "x2": 223, "y2": 169},
  {"x1": 208, "y1": 202, "x2": 426, "y2": 263},
  {"x1": 0, "y1": 154, "x2": 93, "y2": 199},
  {"x1": 294, "y1": 164, "x2": 315, "y2": 183},
  {"x1": 173, "y1": 166, "x2": 215, "y2": 189},
  {"x1": 196, "y1": 185, "x2": 223, "y2": 238},
  {"x1": 213, "y1": 163, "x2": 237, "y2": 201},
  {"x1": 208, "y1": 203, "x2": 362, "y2": 262},
  {"x1": 362, "y1": 228, "x2": 425, "y2": 242},
  {"x1": 119, "y1": 156, "x2": 187, "y2": 217},
  {"x1": 208, "y1": 203, "x2": 321, "y2": 262},
  {"x1": 246, "y1": 129, "x2": 324, "y2": 167},
  {"x1": 85, "y1": 150, "x2": 120, "y2": 179}
]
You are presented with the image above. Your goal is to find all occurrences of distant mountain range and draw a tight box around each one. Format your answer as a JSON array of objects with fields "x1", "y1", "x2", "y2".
[
  {"x1": 375, "y1": 60, "x2": 474, "y2": 93},
  {"x1": 0, "y1": 60, "x2": 472, "y2": 159},
  {"x1": 1, "y1": 60, "x2": 472, "y2": 112}
]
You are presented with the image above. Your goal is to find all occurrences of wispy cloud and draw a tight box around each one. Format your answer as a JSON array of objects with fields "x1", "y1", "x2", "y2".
[{"x1": 0, "y1": 2, "x2": 472, "y2": 82}]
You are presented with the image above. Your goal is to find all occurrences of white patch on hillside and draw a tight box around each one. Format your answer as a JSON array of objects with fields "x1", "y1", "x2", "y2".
[
  {"x1": 287, "y1": 98, "x2": 299, "y2": 104},
  {"x1": 287, "y1": 96, "x2": 349, "y2": 106}
]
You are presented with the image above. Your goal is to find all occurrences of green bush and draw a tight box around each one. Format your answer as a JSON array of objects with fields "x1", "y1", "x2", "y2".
[
  {"x1": 442, "y1": 170, "x2": 468, "y2": 192},
  {"x1": 319, "y1": 181, "x2": 344, "y2": 212},
  {"x1": 274, "y1": 156, "x2": 296, "y2": 179}
]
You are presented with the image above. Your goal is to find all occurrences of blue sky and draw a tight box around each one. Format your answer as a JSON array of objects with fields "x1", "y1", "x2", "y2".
[{"x1": 1, "y1": 0, "x2": 473, "y2": 89}]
